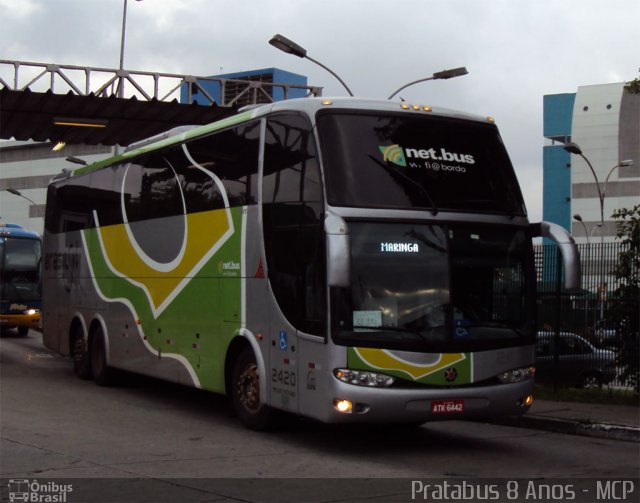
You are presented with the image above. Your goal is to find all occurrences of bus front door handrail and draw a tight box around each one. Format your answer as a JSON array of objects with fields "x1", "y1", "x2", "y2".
[{"x1": 531, "y1": 221, "x2": 581, "y2": 291}]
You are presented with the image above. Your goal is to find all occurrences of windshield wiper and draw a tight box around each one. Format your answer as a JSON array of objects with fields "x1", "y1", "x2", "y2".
[{"x1": 367, "y1": 153, "x2": 439, "y2": 215}]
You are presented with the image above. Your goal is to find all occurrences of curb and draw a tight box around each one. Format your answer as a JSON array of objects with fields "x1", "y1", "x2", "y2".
[{"x1": 501, "y1": 415, "x2": 640, "y2": 443}]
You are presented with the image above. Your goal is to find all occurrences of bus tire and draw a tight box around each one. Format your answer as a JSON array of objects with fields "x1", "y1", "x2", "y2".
[
  {"x1": 231, "y1": 347, "x2": 272, "y2": 430},
  {"x1": 90, "y1": 326, "x2": 115, "y2": 386},
  {"x1": 71, "y1": 325, "x2": 92, "y2": 380}
]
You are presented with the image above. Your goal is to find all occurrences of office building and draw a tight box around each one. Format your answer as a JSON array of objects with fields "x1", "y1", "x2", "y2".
[{"x1": 543, "y1": 82, "x2": 639, "y2": 244}]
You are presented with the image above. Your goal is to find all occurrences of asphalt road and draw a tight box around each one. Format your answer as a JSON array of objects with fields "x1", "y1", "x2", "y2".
[{"x1": 1, "y1": 331, "x2": 638, "y2": 502}]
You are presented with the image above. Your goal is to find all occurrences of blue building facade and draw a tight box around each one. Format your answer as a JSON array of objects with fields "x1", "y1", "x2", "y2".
[
  {"x1": 180, "y1": 68, "x2": 308, "y2": 106},
  {"x1": 542, "y1": 93, "x2": 576, "y2": 233}
]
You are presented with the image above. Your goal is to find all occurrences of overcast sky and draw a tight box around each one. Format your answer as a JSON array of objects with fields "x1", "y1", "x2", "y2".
[{"x1": 1, "y1": 0, "x2": 638, "y2": 221}]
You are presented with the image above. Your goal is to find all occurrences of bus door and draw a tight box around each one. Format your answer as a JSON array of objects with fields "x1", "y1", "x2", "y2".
[{"x1": 262, "y1": 113, "x2": 326, "y2": 414}]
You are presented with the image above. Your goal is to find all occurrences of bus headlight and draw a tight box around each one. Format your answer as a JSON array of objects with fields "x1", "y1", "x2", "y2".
[
  {"x1": 334, "y1": 369, "x2": 395, "y2": 387},
  {"x1": 333, "y1": 399, "x2": 353, "y2": 413},
  {"x1": 497, "y1": 366, "x2": 535, "y2": 384},
  {"x1": 24, "y1": 309, "x2": 40, "y2": 316}
]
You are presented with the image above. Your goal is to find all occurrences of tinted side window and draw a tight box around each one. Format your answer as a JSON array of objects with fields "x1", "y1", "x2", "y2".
[
  {"x1": 262, "y1": 114, "x2": 325, "y2": 336},
  {"x1": 120, "y1": 155, "x2": 184, "y2": 224},
  {"x1": 186, "y1": 121, "x2": 260, "y2": 207},
  {"x1": 45, "y1": 122, "x2": 261, "y2": 235},
  {"x1": 45, "y1": 169, "x2": 117, "y2": 233}
]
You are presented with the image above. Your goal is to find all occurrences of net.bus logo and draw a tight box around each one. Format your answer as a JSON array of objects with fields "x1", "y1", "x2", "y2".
[{"x1": 378, "y1": 144, "x2": 475, "y2": 167}]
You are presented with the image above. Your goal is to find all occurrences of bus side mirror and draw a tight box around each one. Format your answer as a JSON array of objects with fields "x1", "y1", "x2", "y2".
[
  {"x1": 325, "y1": 212, "x2": 350, "y2": 287},
  {"x1": 530, "y1": 221, "x2": 581, "y2": 291}
]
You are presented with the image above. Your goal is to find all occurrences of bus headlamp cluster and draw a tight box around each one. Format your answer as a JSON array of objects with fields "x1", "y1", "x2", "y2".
[
  {"x1": 497, "y1": 366, "x2": 535, "y2": 384},
  {"x1": 334, "y1": 369, "x2": 395, "y2": 387}
]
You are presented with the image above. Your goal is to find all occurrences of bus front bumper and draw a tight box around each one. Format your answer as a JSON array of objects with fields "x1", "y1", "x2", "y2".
[{"x1": 320, "y1": 378, "x2": 534, "y2": 424}]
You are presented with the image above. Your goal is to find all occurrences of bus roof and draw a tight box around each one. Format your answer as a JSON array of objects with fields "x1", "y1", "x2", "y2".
[
  {"x1": 0, "y1": 223, "x2": 40, "y2": 239},
  {"x1": 60, "y1": 97, "x2": 497, "y2": 180},
  {"x1": 262, "y1": 96, "x2": 493, "y2": 124}
]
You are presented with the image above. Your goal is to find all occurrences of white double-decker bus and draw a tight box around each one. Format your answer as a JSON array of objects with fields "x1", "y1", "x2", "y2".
[{"x1": 43, "y1": 97, "x2": 580, "y2": 429}]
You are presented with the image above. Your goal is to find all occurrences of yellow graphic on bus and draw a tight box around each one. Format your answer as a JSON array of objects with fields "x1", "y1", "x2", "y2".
[
  {"x1": 97, "y1": 208, "x2": 231, "y2": 314},
  {"x1": 353, "y1": 347, "x2": 466, "y2": 381}
]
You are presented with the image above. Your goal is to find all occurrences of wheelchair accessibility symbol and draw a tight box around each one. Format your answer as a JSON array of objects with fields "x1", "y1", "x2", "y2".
[
  {"x1": 279, "y1": 331, "x2": 288, "y2": 351},
  {"x1": 454, "y1": 319, "x2": 470, "y2": 338}
]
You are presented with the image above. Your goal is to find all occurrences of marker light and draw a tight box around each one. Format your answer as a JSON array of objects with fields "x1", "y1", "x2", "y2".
[
  {"x1": 401, "y1": 103, "x2": 410, "y2": 110},
  {"x1": 497, "y1": 366, "x2": 535, "y2": 384},
  {"x1": 423, "y1": 106, "x2": 432, "y2": 112},
  {"x1": 333, "y1": 399, "x2": 353, "y2": 413},
  {"x1": 321, "y1": 99, "x2": 333, "y2": 106},
  {"x1": 334, "y1": 369, "x2": 395, "y2": 387},
  {"x1": 486, "y1": 116, "x2": 495, "y2": 123},
  {"x1": 412, "y1": 104, "x2": 420, "y2": 111}
]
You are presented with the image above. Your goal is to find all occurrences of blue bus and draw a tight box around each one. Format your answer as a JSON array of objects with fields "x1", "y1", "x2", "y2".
[{"x1": 0, "y1": 223, "x2": 42, "y2": 336}]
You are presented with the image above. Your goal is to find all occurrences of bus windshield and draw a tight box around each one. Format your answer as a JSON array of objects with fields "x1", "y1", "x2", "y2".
[
  {"x1": 0, "y1": 236, "x2": 42, "y2": 303},
  {"x1": 317, "y1": 111, "x2": 526, "y2": 215},
  {"x1": 330, "y1": 222, "x2": 535, "y2": 351}
]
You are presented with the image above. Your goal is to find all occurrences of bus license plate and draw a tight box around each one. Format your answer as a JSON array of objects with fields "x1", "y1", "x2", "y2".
[{"x1": 431, "y1": 399, "x2": 464, "y2": 414}]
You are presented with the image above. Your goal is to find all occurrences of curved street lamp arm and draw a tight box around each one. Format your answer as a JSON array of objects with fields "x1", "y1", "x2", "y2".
[
  {"x1": 6, "y1": 188, "x2": 42, "y2": 216},
  {"x1": 388, "y1": 67, "x2": 468, "y2": 100},
  {"x1": 602, "y1": 160, "x2": 633, "y2": 199},
  {"x1": 269, "y1": 34, "x2": 354, "y2": 97},
  {"x1": 578, "y1": 153, "x2": 604, "y2": 222},
  {"x1": 388, "y1": 76, "x2": 435, "y2": 100},
  {"x1": 304, "y1": 54, "x2": 354, "y2": 97}
]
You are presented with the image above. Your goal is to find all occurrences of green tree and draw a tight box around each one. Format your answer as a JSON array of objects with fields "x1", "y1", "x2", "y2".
[
  {"x1": 625, "y1": 77, "x2": 640, "y2": 94},
  {"x1": 610, "y1": 204, "x2": 640, "y2": 391}
]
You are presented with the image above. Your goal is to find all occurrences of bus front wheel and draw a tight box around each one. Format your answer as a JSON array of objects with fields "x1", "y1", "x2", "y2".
[{"x1": 231, "y1": 347, "x2": 272, "y2": 430}]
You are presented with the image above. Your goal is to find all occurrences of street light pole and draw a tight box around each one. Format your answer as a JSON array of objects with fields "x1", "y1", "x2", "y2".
[
  {"x1": 564, "y1": 141, "x2": 633, "y2": 233},
  {"x1": 564, "y1": 141, "x2": 634, "y2": 327},
  {"x1": 118, "y1": 0, "x2": 142, "y2": 98},
  {"x1": 590, "y1": 223, "x2": 603, "y2": 240},
  {"x1": 119, "y1": 0, "x2": 128, "y2": 74},
  {"x1": 269, "y1": 34, "x2": 354, "y2": 96},
  {"x1": 573, "y1": 214, "x2": 603, "y2": 329},
  {"x1": 603, "y1": 160, "x2": 634, "y2": 202},
  {"x1": 573, "y1": 214, "x2": 589, "y2": 244},
  {"x1": 387, "y1": 67, "x2": 468, "y2": 100},
  {"x1": 6, "y1": 188, "x2": 42, "y2": 217},
  {"x1": 563, "y1": 142, "x2": 605, "y2": 225}
]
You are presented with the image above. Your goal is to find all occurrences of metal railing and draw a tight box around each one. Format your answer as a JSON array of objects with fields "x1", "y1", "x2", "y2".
[
  {"x1": 0, "y1": 60, "x2": 322, "y2": 106},
  {"x1": 534, "y1": 243, "x2": 638, "y2": 389}
]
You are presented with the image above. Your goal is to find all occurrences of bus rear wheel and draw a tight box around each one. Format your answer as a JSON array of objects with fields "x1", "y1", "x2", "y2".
[
  {"x1": 231, "y1": 348, "x2": 272, "y2": 430},
  {"x1": 71, "y1": 326, "x2": 92, "y2": 380},
  {"x1": 90, "y1": 326, "x2": 115, "y2": 386}
]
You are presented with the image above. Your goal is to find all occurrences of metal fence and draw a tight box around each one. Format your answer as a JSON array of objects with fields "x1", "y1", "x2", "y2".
[{"x1": 534, "y1": 242, "x2": 638, "y2": 389}]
